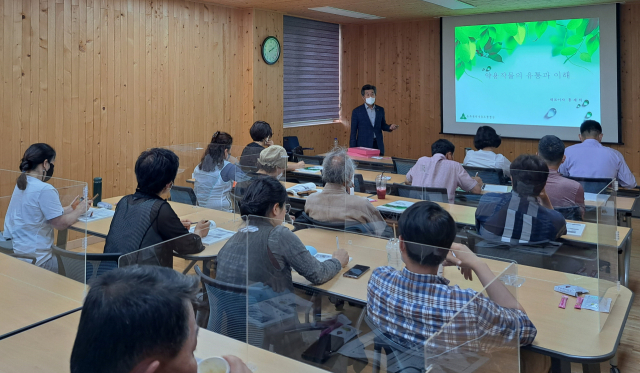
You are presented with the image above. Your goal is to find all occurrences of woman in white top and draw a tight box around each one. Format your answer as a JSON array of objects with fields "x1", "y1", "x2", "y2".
[
  {"x1": 193, "y1": 132, "x2": 243, "y2": 212},
  {"x1": 3, "y1": 143, "x2": 92, "y2": 273},
  {"x1": 463, "y1": 126, "x2": 511, "y2": 177}
]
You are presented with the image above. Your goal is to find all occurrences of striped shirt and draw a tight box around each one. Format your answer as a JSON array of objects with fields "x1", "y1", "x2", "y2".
[{"x1": 367, "y1": 267, "x2": 537, "y2": 350}]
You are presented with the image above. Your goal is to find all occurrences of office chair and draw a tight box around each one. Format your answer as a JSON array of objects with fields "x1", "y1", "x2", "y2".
[
  {"x1": 170, "y1": 185, "x2": 198, "y2": 206},
  {"x1": 52, "y1": 246, "x2": 121, "y2": 283},
  {"x1": 463, "y1": 166, "x2": 508, "y2": 185},
  {"x1": 391, "y1": 157, "x2": 417, "y2": 175},
  {"x1": 283, "y1": 136, "x2": 314, "y2": 162},
  {"x1": 392, "y1": 183, "x2": 448, "y2": 203}
]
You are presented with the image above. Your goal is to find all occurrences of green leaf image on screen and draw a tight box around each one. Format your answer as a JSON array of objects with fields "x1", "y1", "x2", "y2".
[{"x1": 454, "y1": 18, "x2": 601, "y2": 81}]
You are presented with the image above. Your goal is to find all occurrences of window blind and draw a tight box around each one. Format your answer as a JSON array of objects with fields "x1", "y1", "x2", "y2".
[{"x1": 283, "y1": 16, "x2": 340, "y2": 125}]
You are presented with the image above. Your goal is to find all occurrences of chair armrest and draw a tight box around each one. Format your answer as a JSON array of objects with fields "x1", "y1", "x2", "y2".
[
  {"x1": 302, "y1": 147, "x2": 314, "y2": 151},
  {"x1": 10, "y1": 253, "x2": 37, "y2": 265}
]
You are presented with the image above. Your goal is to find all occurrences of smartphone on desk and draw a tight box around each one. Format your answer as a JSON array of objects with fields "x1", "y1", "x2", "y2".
[{"x1": 343, "y1": 265, "x2": 370, "y2": 279}]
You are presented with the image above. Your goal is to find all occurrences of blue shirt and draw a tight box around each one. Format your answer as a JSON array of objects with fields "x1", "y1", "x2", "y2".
[
  {"x1": 559, "y1": 139, "x2": 636, "y2": 188},
  {"x1": 475, "y1": 192, "x2": 567, "y2": 243},
  {"x1": 366, "y1": 105, "x2": 376, "y2": 138},
  {"x1": 367, "y1": 266, "x2": 537, "y2": 350}
]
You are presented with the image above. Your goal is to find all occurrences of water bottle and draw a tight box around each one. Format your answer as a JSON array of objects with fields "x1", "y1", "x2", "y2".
[
  {"x1": 97, "y1": 201, "x2": 113, "y2": 210},
  {"x1": 93, "y1": 177, "x2": 102, "y2": 206},
  {"x1": 333, "y1": 138, "x2": 339, "y2": 149},
  {"x1": 386, "y1": 238, "x2": 403, "y2": 270}
]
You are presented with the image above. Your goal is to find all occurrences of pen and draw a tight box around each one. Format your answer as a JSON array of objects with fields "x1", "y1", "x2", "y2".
[
  {"x1": 475, "y1": 172, "x2": 479, "y2": 177},
  {"x1": 336, "y1": 236, "x2": 339, "y2": 250},
  {"x1": 451, "y1": 251, "x2": 460, "y2": 270}
]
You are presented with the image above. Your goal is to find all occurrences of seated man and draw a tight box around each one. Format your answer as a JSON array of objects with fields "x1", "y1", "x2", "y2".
[
  {"x1": 406, "y1": 139, "x2": 482, "y2": 203},
  {"x1": 70, "y1": 266, "x2": 251, "y2": 373},
  {"x1": 538, "y1": 135, "x2": 585, "y2": 218},
  {"x1": 367, "y1": 202, "x2": 548, "y2": 371},
  {"x1": 304, "y1": 148, "x2": 388, "y2": 236},
  {"x1": 559, "y1": 120, "x2": 636, "y2": 188},
  {"x1": 104, "y1": 148, "x2": 209, "y2": 267},
  {"x1": 476, "y1": 154, "x2": 567, "y2": 243}
]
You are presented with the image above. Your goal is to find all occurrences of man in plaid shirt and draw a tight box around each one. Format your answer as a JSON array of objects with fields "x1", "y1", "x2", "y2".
[{"x1": 367, "y1": 202, "x2": 548, "y2": 371}]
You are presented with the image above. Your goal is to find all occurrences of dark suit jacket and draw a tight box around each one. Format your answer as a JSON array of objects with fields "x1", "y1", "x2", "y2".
[{"x1": 349, "y1": 104, "x2": 391, "y2": 155}]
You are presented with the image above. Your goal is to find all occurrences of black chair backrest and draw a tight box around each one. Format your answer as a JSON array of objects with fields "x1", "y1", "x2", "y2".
[
  {"x1": 170, "y1": 185, "x2": 198, "y2": 206},
  {"x1": 393, "y1": 183, "x2": 448, "y2": 203},
  {"x1": 296, "y1": 155, "x2": 324, "y2": 166},
  {"x1": 195, "y1": 265, "x2": 249, "y2": 342},
  {"x1": 51, "y1": 246, "x2": 121, "y2": 283},
  {"x1": 566, "y1": 176, "x2": 613, "y2": 194},
  {"x1": 463, "y1": 166, "x2": 506, "y2": 185},
  {"x1": 392, "y1": 157, "x2": 417, "y2": 175},
  {"x1": 554, "y1": 206, "x2": 582, "y2": 221},
  {"x1": 354, "y1": 174, "x2": 365, "y2": 193},
  {"x1": 283, "y1": 136, "x2": 301, "y2": 153}
]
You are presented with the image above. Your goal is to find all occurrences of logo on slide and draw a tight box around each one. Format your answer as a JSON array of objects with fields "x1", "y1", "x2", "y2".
[{"x1": 460, "y1": 113, "x2": 467, "y2": 120}]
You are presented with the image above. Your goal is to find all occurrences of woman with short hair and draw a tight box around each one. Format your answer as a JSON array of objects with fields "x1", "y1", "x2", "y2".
[
  {"x1": 104, "y1": 148, "x2": 209, "y2": 267},
  {"x1": 463, "y1": 126, "x2": 511, "y2": 177}
]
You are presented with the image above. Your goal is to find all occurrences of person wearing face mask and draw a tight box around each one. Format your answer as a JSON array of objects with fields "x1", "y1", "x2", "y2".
[
  {"x1": 104, "y1": 148, "x2": 208, "y2": 267},
  {"x1": 238, "y1": 120, "x2": 304, "y2": 170},
  {"x1": 193, "y1": 132, "x2": 245, "y2": 212},
  {"x1": 349, "y1": 84, "x2": 400, "y2": 156},
  {"x1": 3, "y1": 143, "x2": 93, "y2": 273},
  {"x1": 405, "y1": 139, "x2": 483, "y2": 203}
]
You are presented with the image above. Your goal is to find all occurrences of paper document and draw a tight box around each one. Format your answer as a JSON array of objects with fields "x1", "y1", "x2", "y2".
[
  {"x1": 565, "y1": 223, "x2": 586, "y2": 237},
  {"x1": 286, "y1": 183, "x2": 317, "y2": 195},
  {"x1": 377, "y1": 200, "x2": 414, "y2": 213},
  {"x1": 189, "y1": 226, "x2": 235, "y2": 246},
  {"x1": 584, "y1": 193, "x2": 610, "y2": 203},
  {"x1": 295, "y1": 166, "x2": 322, "y2": 174},
  {"x1": 582, "y1": 295, "x2": 612, "y2": 313},
  {"x1": 314, "y1": 253, "x2": 352, "y2": 263},
  {"x1": 482, "y1": 184, "x2": 510, "y2": 193},
  {"x1": 78, "y1": 208, "x2": 115, "y2": 222}
]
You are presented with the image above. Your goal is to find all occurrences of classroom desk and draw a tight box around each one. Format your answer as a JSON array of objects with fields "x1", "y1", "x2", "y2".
[
  {"x1": 290, "y1": 228, "x2": 634, "y2": 373},
  {"x1": 0, "y1": 312, "x2": 327, "y2": 373},
  {"x1": 0, "y1": 255, "x2": 85, "y2": 339}
]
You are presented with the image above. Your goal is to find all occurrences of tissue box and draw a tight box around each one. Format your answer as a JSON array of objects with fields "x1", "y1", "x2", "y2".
[{"x1": 348, "y1": 147, "x2": 380, "y2": 157}]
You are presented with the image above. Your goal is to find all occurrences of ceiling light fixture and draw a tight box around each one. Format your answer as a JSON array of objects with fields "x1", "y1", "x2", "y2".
[
  {"x1": 308, "y1": 7, "x2": 385, "y2": 20},
  {"x1": 421, "y1": 0, "x2": 474, "y2": 10}
]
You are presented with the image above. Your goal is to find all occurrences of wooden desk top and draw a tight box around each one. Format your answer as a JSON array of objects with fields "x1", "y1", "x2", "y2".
[
  {"x1": 357, "y1": 169, "x2": 406, "y2": 184},
  {"x1": 0, "y1": 255, "x2": 85, "y2": 337},
  {"x1": 373, "y1": 195, "x2": 631, "y2": 248},
  {"x1": 0, "y1": 312, "x2": 326, "y2": 373},
  {"x1": 290, "y1": 228, "x2": 633, "y2": 360},
  {"x1": 284, "y1": 182, "x2": 373, "y2": 200},
  {"x1": 319, "y1": 152, "x2": 395, "y2": 165}
]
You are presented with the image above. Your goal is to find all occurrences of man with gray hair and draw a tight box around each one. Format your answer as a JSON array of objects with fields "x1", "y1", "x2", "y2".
[{"x1": 304, "y1": 148, "x2": 387, "y2": 236}]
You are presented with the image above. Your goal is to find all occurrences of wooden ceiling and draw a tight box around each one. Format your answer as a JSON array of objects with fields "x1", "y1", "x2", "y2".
[{"x1": 201, "y1": 0, "x2": 637, "y2": 23}]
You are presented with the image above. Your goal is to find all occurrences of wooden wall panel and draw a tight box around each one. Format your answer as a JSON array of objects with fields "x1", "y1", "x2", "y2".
[
  {"x1": 0, "y1": 0, "x2": 253, "y2": 198},
  {"x1": 288, "y1": 4, "x2": 640, "y2": 178}
]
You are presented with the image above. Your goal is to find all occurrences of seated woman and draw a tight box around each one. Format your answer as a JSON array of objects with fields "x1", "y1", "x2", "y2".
[
  {"x1": 3, "y1": 143, "x2": 93, "y2": 273},
  {"x1": 463, "y1": 126, "x2": 511, "y2": 178},
  {"x1": 104, "y1": 148, "x2": 209, "y2": 267},
  {"x1": 216, "y1": 176, "x2": 349, "y2": 293},
  {"x1": 193, "y1": 131, "x2": 244, "y2": 212},
  {"x1": 238, "y1": 120, "x2": 304, "y2": 170},
  {"x1": 234, "y1": 146, "x2": 289, "y2": 202}
]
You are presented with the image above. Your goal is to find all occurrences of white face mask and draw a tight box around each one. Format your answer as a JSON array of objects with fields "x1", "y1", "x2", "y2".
[
  {"x1": 365, "y1": 97, "x2": 375, "y2": 105},
  {"x1": 276, "y1": 172, "x2": 283, "y2": 180}
]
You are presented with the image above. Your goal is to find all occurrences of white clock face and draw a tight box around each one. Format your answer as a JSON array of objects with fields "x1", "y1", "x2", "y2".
[{"x1": 263, "y1": 38, "x2": 280, "y2": 64}]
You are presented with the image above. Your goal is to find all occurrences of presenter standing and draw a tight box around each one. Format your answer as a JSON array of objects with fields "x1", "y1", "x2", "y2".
[{"x1": 349, "y1": 84, "x2": 399, "y2": 156}]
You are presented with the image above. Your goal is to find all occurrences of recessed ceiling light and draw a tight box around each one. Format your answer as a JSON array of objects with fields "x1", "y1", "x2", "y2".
[
  {"x1": 422, "y1": 0, "x2": 474, "y2": 10},
  {"x1": 308, "y1": 7, "x2": 385, "y2": 20}
]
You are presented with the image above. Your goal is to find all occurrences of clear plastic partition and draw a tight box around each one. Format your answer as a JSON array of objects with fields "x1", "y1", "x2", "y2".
[
  {"x1": 233, "y1": 150, "x2": 289, "y2": 221},
  {"x1": 117, "y1": 233, "x2": 250, "y2": 365},
  {"x1": 424, "y1": 261, "x2": 521, "y2": 373},
  {"x1": 596, "y1": 180, "x2": 619, "y2": 331},
  {"x1": 242, "y1": 215, "x2": 521, "y2": 372},
  {"x1": 156, "y1": 142, "x2": 207, "y2": 187},
  {"x1": 0, "y1": 169, "x2": 88, "y2": 337}
]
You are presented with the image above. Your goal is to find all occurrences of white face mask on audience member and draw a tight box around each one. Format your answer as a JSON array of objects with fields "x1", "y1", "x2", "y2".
[{"x1": 366, "y1": 97, "x2": 375, "y2": 106}]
